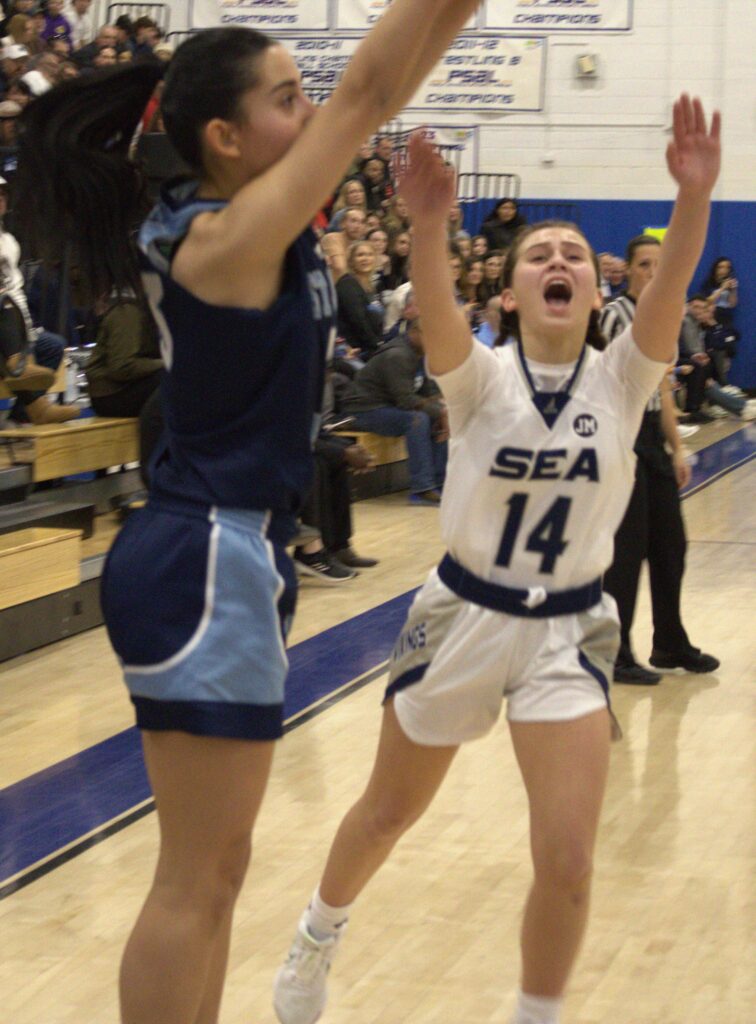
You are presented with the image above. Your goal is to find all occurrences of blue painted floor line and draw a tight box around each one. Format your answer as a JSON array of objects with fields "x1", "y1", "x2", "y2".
[
  {"x1": 1, "y1": 426, "x2": 753, "y2": 893},
  {"x1": 0, "y1": 591, "x2": 414, "y2": 887}
]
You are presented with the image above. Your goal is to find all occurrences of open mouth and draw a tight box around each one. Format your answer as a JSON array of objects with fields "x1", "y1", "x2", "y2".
[{"x1": 543, "y1": 279, "x2": 572, "y2": 311}]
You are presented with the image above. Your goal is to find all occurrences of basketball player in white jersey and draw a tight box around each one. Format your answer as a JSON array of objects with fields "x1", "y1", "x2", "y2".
[{"x1": 274, "y1": 96, "x2": 721, "y2": 1024}]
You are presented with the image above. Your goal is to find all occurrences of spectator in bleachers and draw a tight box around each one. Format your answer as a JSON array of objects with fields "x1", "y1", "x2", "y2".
[
  {"x1": 374, "y1": 134, "x2": 394, "y2": 166},
  {"x1": 373, "y1": 134, "x2": 396, "y2": 190},
  {"x1": 336, "y1": 241, "x2": 385, "y2": 361},
  {"x1": 343, "y1": 139, "x2": 375, "y2": 181},
  {"x1": 481, "y1": 197, "x2": 525, "y2": 251},
  {"x1": 0, "y1": 175, "x2": 78, "y2": 422},
  {"x1": 460, "y1": 256, "x2": 484, "y2": 327},
  {"x1": 1, "y1": 42, "x2": 30, "y2": 91},
  {"x1": 454, "y1": 235, "x2": 472, "y2": 261},
  {"x1": 64, "y1": 0, "x2": 93, "y2": 50},
  {"x1": 474, "y1": 295, "x2": 502, "y2": 349},
  {"x1": 606, "y1": 256, "x2": 627, "y2": 298},
  {"x1": 5, "y1": 0, "x2": 37, "y2": 17},
  {"x1": 29, "y1": 8, "x2": 46, "y2": 47},
  {"x1": 328, "y1": 178, "x2": 367, "y2": 229},
  {"x1": 5, "y1": 77, "x2": 32, "y2": 107},
  {"x1": 113, "y1": 13, "x2": 133, "y2": 49},
  {"x1": 383, "y1": 193, "x2": 410, "y2": 237},
  {"x1": 21, "y1": 51, "x2": 60, "y2": 94},
  {"x1": 448, "y1": 250, "x2": 464, "y2": 305},
  {"x1": 40, "y1": 0, "x2": 71, "y2": 47},
  {"x1": 366, "y1": 227, "x2": 390, "y2": 279},
  {"x1": 480, "y1": 248, "x2": 504, "y2": 303},
  {"x1": 360, "y1": 156, "x2": 393, "y2": 213},
  {"x1": 338, "y1": 318, "x2": 448, "y2": 505},
  {"x1": 72, "y1": 22, "x2": 118, "y2": 68},
  {"x1": 93, "y1": 44, "x2": 116, "y2": 68},
  {"x1": 471, "y1": 233, "x2": 488, "y2": 257},
  {"x1": 85, "y1": 292, "x2": 163, "y2": 419},
  {"x1": 381, "y1": 228, "x2": 411, "y2": 292},
  {"x1": 2, "y1": 13, "x2": 35, "y2": 53},
  {"x1": 322, "y1": 205, "x2": 367, "y2": 282},
  {"x1": 0, "y1": 99, "x2": 19, "y2": 143},
  {"x1": 129, "y1": 16, "x2": 160, "y2": 59},
  {"x1": 447, "y1": 199, "x2": 469, "y2": 244},
  {"x1": 598, "y1": 252, "x2": 614, "y2": 302},
  {"x1": 701, "y1": 256, "x2": 738, "y2": 327},
  {"x1": 677, "y1": 295, "x2": 754, "y2": 420},
  {"x1": 48, "y1": 36, "x2": 72, "y2": 60}
]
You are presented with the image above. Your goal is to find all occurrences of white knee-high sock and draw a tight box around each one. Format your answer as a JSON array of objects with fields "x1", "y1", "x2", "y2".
[
  {"x1": 305, "y1": 887, "x2": 352, "y2": 941},
  {"x1": 511, "y1": 989, "x2": 562, "y2": 1024}
]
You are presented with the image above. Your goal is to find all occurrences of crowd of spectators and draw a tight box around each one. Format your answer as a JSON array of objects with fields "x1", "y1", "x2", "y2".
[{"x1": 0, "y1": 16, "x2": 750, "y2": 583}]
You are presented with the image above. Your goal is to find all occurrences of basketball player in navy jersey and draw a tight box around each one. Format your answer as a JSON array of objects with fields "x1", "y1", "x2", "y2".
[
  {"x1": 15, "y1": 7, "x2": 484, "y2": 1022},
  {"x1": 275, "y1": 97, "x2": 721, "y2": 1024}
]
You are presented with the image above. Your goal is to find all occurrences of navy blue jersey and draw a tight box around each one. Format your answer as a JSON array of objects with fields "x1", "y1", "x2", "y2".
[{"x1": 138, "y1": 180, "x2": 335, "y2": 538}]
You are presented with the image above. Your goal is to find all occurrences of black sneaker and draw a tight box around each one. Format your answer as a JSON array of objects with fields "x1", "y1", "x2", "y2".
[
  {"x1": 293, "y1": 548, "x2": 357, "y2": 583},
  {"x1": 332, "y1": 546, "x2": 379, "y2": 568},
  {"x1": 649, "y1": 647, "x2": 720, "y2": 673},
  {"x1": 613, "y1": 661, "x2": 662, "y2": 685}
]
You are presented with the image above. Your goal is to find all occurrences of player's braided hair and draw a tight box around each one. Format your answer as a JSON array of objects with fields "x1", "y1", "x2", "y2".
[
  {"x1": 496, "y1": 219, "x2": 606, "y2": 351},
  {"x1": 14, "y1": 28, "x2": 274, "y2": 300}
]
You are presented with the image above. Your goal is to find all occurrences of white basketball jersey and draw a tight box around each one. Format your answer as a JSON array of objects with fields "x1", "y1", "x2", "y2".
[{"x1": 436, "y1": 327, "x2": 666, "y2": 590}]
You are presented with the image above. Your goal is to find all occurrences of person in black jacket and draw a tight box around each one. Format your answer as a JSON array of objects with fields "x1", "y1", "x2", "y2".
[
  {"x1": 335, "y1": 241, "x2": 385, "y2": 360},
  {"x1": 341, "y1": 318, "x2": 448, "y2": 504},
  {"x1": 481, "y1": 197, "x2": 526, "y2": 251}
]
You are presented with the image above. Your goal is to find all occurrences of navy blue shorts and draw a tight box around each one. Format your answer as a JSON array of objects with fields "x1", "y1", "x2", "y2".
[{"x1": 101, "y1": 502, "x2": 297, "y2": 740}]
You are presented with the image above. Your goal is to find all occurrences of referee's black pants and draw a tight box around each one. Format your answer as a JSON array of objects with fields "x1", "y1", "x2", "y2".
[{"x1": 603, "y1": 423, "x2": 690, "y2": 662}]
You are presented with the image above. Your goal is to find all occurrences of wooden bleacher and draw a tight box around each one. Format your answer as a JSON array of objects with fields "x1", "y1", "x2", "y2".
[
  {"x1": 0, "y1": 416, "x2": 139, "y2": 482},
  {"x1": 334, "y1": 430, "x2": 407, "y2": 465},
  {"x1": 0, "y1": 526, "x2": 81, "y2": 611}
]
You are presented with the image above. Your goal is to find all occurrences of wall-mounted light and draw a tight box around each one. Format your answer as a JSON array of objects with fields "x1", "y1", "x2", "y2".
[{"x1": 575, "y1": 53, "x2": 599, "y2": 79}]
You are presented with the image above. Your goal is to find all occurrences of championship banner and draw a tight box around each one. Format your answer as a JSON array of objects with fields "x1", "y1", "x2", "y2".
[
  {"x1": 484, "y1": 0, "x2": 632, "y2": 32},
  {"x1": 189, "y1": 0, "x2": 329, "y2": 32},
  {"x1": 286, "y1": 34, "x2": 546, "y2": 113},
  {"x1": 335, "y1": 0, "x2": 478, "y2": 31}
]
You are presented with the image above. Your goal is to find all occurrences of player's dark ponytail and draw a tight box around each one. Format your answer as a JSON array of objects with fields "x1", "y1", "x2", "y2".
[
  {"x1": 15, "y1": 28, "x2": 274, "y2": 299},
  {"x1": 495, "y1": 220, "x2": 606, "y2": 350},
  {"x1": 15, "y1": 62, "x2": 163, "y2": 299}
]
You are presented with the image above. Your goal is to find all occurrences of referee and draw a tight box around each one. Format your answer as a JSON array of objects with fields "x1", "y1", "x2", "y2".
[{"x1": 600, "y1": 235, "x2": 719, "y2": 683}]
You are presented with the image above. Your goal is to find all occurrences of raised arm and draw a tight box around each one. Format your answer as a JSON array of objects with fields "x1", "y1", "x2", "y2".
[
  {"x1": 633, "y1": 95, "x2": 721, "y2": 363},
  {"x1": 220, "y1": 1, "x2": 482, "y2": 264},
  {"x1": 399, "y1": 132, "x2": 473, "y2": 376}
]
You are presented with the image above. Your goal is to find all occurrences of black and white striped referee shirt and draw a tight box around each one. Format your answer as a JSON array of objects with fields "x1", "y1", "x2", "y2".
[{"x1": 599, "y1": 293, "x2": 662, "y2": 412}]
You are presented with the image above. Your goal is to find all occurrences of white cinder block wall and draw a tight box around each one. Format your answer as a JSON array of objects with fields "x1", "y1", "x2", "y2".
[
  {"x1": 157, "y1": 0, "x2": 754, "y2": 202},
  {"x1": 407, "y1": 0, "x2": 753, "y2": 202}
]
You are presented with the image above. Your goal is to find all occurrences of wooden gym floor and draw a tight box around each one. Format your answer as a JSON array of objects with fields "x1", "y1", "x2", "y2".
[{"x1": 0, "y1": 420, "x2": 754, "y2": 1023}]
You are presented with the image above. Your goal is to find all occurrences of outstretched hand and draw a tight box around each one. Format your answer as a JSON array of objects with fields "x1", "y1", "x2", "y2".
[
  {"x1": 666, "y1": 94, "x2": 721, "y2": 196},
  {"x1": 397, "y1": 130, "x2": 456, "y2": 222}
]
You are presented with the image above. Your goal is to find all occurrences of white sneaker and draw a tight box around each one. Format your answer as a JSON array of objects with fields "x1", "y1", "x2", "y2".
[
  {"x1": 707, "y1": 405, "x2": 729, "y2": 418},
  {"x1": 677, "y1": 424, "x2": 700, "y2": 438},
  {"x1": 273, "y1": 914, "x2": 344, "y2": 1024},
  {"x1": 740, "y1": 400, "x2": 756, "y2": 421}
]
